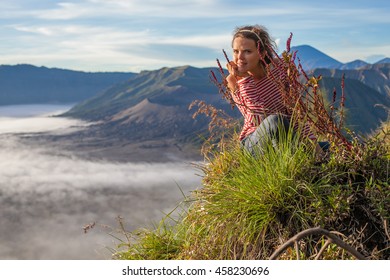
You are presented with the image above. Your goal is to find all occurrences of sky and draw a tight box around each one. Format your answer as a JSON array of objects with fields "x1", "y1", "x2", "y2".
[{"x1": 0, "y1": 0, "x2": 389, "y2": 72}]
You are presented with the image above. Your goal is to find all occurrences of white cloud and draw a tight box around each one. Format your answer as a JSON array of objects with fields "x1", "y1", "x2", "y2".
[
  {"x1": 26, "y1": 0, "x2": 220, "y2": 20},
  {"x1": 5, "y1": 21, "x2": 226, "y2": 71},
  {"x1": 0, "y1": 110, "x2": 202, "y2": 259},
  {"x1": 161, "y1": 34, "x2": 231, "y2": 50},
  {"x1": 1, "y1": 0, "x2": 389, "y2": 71},
  {"x1": 0, "y1": 117, "x2": 87, "y2": 134},
  {"x1": 0, "y1": 136, "x2": 199, "y2": 193},
  {"x1": 5, "y1": 0, "x2": 319, "y2": 21},
  {"x1": 0, "y1": 137, "x2": 201, "y2": 259}
]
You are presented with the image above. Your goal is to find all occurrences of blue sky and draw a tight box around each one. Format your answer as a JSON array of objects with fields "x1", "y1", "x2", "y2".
[{"x1": 0, "y1": 0, "x2": 389, "y2": 72}]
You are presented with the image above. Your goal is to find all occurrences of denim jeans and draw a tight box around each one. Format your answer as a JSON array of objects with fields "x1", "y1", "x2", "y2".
[
  {"x1": 241, "y1": 114, "x2": 330, "y2": 155},
  {"x1": 241, "y1": 114, "x2": 291, "y2": 155}
]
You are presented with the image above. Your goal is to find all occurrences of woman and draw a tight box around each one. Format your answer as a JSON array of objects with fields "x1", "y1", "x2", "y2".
[{"x1": 225, "y1": 25, "x2": 316, "y2": 155}]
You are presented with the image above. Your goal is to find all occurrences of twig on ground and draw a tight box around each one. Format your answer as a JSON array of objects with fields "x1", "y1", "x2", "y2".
[{"x1": 269, "y1": 227, "x2": 366, "y2": 260}]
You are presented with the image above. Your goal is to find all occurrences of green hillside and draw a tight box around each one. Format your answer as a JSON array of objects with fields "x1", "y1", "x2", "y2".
[
  {"x1": 319, "y1": 77, "x2": 388, "y2": 134},
  {"x1": 64, "y1": 66, "x2": 226, "y2": 120},
  {"x1": 312, "y1": 64, "x2": 390, "y2": 97}
]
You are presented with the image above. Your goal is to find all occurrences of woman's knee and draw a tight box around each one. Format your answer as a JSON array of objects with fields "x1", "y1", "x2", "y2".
[{"x1": 261, "y1": 114, "x2": 289, "y2": 135}]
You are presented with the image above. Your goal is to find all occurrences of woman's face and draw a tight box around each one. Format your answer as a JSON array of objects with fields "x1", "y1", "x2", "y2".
[{"x1": 232, "y1": 36, "x2": 261, "y2": 74}]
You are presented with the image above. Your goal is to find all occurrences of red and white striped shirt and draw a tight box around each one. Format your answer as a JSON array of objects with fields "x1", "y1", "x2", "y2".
[{"x1": 231, "y1": 65, "x2": 315, "y2": 141}]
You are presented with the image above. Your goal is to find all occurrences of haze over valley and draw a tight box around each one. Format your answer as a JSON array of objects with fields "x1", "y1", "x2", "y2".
[{"x1": 0, "y1": 105, "x2": 201, "y2": 259}]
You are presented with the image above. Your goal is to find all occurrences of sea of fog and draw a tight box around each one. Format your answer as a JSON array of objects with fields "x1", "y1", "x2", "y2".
[{"x1": 0, "y1": 104, "x2": 202, "y2": 259}]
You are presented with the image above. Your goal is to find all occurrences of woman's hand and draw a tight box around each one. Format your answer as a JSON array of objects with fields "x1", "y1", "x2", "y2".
[
  {"x1": 226, "y1": 61, "x2": 249, "y2": 79},
  {"x1": 226, "y1": 61, "x2": 249, "y2": 92}
]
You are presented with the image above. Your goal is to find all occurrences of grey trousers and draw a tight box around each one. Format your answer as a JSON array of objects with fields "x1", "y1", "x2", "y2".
[{"x1": 241, "y1": 114, "x2": 291, "y2": 155}]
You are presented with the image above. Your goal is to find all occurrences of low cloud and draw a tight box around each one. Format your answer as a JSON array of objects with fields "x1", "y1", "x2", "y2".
[
  {"x1": 0, "y1": 111, "x2": 202, "y2": 259},
  {"x1": 0, "y1": 104, "x2": 89, "y2": 134}
]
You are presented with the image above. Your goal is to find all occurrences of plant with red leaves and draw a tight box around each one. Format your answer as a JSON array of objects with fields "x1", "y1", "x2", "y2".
[{"x1": 210, "y1": 33, "x2": 356, "y2": 160}]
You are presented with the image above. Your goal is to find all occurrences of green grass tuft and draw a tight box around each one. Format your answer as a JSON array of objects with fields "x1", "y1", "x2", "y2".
[{"x1": 113, "y1": 120, "x2": 390, "y2": 260}]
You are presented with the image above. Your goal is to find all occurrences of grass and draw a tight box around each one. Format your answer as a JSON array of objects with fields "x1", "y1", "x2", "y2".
[{"x1": 111, "y1": 119, "x2": 389, "y2": 260}]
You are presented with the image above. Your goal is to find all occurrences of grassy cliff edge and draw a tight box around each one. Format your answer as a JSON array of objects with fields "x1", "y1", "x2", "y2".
[{"x1": 111, "y1": 119, "x2": 389, "y2": 260}]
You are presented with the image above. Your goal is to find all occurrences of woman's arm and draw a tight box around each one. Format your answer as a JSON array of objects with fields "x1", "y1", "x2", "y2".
[{"x1": 226, "y1": 74, "x2": 238, "y2": 92}]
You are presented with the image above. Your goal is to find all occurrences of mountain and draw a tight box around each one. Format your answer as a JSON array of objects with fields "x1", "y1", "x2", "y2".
[
  {"x1": 318, "y1": 77, "x2": 389, "y2": 134},
  {"x1": 290, "y1": 45, "x2": 344, "y2": 70},
  {"x1": 65, "y1": 65, "x2": 389, "y2": 143},
  {"x1": 311, "y1": 63, "x2": 390, "y2": 97},
  {"x1": 340, "y1": 60, "x2": 369, "y2": 70},
  {"x1": 63, "y1": 65, "x2": 240, "y2": 142},
  {"x1": 290, "y1": 45, "x2": 390, "y2": 71},
  {"x1": 376, "y1": 58, "x2": 390, "y2": 64},
  {"x1": 0, "y1": 64, "x2": 134, "y2": 105}
]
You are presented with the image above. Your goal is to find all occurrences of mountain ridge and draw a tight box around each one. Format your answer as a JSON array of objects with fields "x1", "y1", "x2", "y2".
[
  {"x1": 62, "y1": 65, "x2": 237, "y2": 148},
  {"x1": 0, "y1": 64, "x2": 135, "y2": 105},
  {"x1": 291, "y1": 45, "x2": 389, "y2": 70},
  {"x1": 311, "y1": 63, "x2": 390, "y2": 96},
  {"x1": 64, "y1": 64, "x2": 389, "y2": 144}
]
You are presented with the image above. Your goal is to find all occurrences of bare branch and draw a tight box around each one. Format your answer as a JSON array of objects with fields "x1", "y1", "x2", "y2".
[{"x1": 269, "y1": 227, "x2": 366, "y2": 260}]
